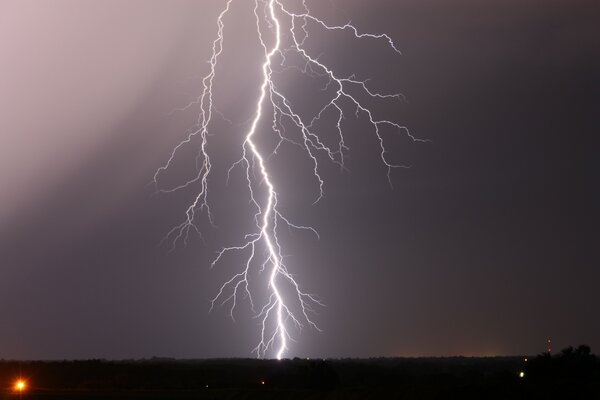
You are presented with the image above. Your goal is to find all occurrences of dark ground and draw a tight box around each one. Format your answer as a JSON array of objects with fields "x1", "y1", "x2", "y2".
[{"x1": 1, "y1": 347, "x2": 598, "y2": 399}]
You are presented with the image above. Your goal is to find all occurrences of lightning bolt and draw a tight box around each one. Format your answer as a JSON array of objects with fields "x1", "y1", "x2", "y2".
[{"x1": 154, "y1": 0, "x2": 424, "y2": 359}]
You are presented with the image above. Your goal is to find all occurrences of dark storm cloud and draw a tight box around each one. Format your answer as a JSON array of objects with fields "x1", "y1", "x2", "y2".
[{"x1": 0, "y1": 0, "x2": 597, "y2": 359}]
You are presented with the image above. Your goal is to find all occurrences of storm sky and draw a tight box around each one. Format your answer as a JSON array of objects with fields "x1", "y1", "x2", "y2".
[{"x1": 0, "y1": 0, "x2": 598, "y2": 359}]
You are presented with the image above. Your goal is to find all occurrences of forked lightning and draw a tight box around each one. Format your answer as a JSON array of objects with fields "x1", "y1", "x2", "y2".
[{"x1": 154, "y1": 0, "x2": 422, "y2": 359}]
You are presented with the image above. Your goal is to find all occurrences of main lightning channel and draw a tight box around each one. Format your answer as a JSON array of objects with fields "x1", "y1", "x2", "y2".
[{"x1": 243, "y1": 0, "x2": 287, "y2": 360}]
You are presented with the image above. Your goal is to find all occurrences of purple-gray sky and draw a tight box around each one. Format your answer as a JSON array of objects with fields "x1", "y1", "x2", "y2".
[{"x1": 0, "y1": 0, "x2": 598, "y2": 359}]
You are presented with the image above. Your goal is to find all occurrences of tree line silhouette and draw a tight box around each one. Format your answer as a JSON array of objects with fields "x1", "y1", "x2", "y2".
[{"x1": 0, "y1": 346, "x2": 597, "y2": 399}]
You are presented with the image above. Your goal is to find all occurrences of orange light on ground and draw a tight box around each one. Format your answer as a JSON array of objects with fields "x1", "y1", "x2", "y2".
[{"x1": 14, "y1": 379, "x2": 27, "y2": 392}]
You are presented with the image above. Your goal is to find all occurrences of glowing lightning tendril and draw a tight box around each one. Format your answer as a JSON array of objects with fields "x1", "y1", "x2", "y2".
[{"x1": 154, "y1": 0, "x2": 424, "y2": 359}]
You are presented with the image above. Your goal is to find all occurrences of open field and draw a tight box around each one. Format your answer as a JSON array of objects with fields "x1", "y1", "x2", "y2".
[{"x1": 1, "y1": 351, "x2": 598, "y2": 399}]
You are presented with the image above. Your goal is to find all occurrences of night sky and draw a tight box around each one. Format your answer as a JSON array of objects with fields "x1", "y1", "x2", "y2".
[{"x1": 0, "y1": 0, "x2": 598, "y2": 360}]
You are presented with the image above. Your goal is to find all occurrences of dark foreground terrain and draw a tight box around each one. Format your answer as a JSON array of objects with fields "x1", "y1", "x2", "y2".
[{"x1": 1, "y1": 346, "x2": 598, "y2": 399}]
